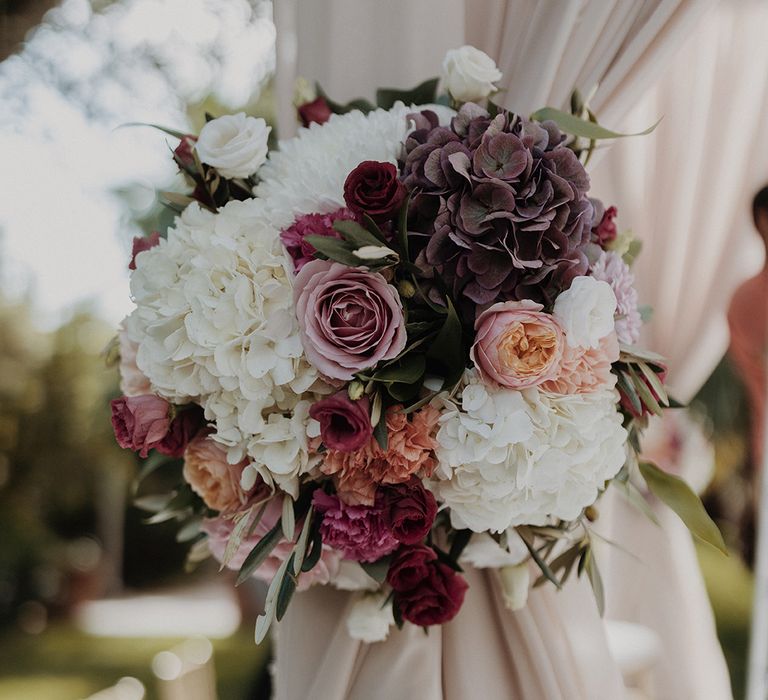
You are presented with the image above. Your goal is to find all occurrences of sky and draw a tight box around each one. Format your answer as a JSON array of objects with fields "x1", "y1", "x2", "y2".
[{"x1": 0, "y1": 0, "x2": 275, "y2": 329}]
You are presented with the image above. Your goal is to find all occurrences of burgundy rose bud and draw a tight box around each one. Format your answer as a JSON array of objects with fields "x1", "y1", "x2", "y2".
[
  {"x1": 383, "y1": 478, "x2": 437, "y2": 545},
  {"x1": 343, "y1": 160, "x2": 407, "y2": 222},
  {"x1": 593, "y1": 205, "x2": 618, "y2": 248},
  {"x1": 111, "y1": 395, "x2": 171, "y2": 457},
  {"x1": 298, "y1": 97, "x2": 333, "y2": 128},
  {"x1": 309, "y1": 392, "x2": 372, "y2": 452},
  {"x1": 397, "y1": 560, "x2": 468, "y2": 627},
  {"x1": 173, "y1": 135, "x2": 197, "y2": 169},
  {"x1": 386, "y1": 544, "x2": 437, "y2": 592},
  {"x1": 156, "y1": 404, "x2": 205, "y2": 457},
  {"x1": 129, "y1": 232, "x2": 161, "y2": 270}
]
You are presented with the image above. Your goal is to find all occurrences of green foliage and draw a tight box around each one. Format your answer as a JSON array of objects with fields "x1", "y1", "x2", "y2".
[{"x1": 529, "y1": 107, "x2": 661, "y2": 140}]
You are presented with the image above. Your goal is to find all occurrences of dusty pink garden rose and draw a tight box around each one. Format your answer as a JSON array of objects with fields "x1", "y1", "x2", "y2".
[
  {"x1": 110, "y1": 394, "x2": 171, "y2": 457},
  {"x1": 309, "y1": 391, "x2": 372, "y2": 452},
  {"x1": 294, "y1": 260, "x2": 406, "y2": 380},
  {"x1": 202, "y1": 498, "x2": 340, "y2": 591},
  {"x1": 471, "y1": 300, "x2": 564, "y2": 389},
  {"x1": 118, "y1": 329, "x2": 151, "y2": 397},
  {"x1": 183, "y1": 432, "x2": 248, "y2": 512},
  {"x1": 541, "y1": 332, "x2": 620, "y2": 394}
]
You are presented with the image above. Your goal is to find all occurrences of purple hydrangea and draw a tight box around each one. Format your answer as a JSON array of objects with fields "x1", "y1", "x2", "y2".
[
  {"x1": 313, "y1": 489, "x2": 399, "y2": 562},
  {"x1": 402, "y1": 105, "x2": 595, "y2": 313}
]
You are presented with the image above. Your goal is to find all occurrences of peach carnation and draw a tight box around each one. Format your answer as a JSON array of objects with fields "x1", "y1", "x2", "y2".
[
  {"x1": 321, "y1": 404, "x2": 440, "y2": 505},
  {"x1": 541, "y1": 332, "x2": 620, "y2": 395},
  {"x1": 184, "y1": 433, "x2": 250, "y2": 513}
]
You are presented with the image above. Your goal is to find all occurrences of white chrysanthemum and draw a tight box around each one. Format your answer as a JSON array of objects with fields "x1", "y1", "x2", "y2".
[
  {"x1": 590, "y1": 250, "x2": 642, "y2": 346},
  {"x1": 125, "y1": 200, "x2": 325, "y2": 495},
  {"x1": 256, "y1": 102, "x2": 454, "y2": 230},
  {"x1": 430, "y1": 371, "x2": 627, "y2": 532}
]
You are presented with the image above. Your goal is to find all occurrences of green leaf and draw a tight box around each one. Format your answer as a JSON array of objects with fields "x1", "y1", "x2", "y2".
[
  {"x1": 301, "y1": 526, "x2": 324, "y2": 572},
  {"x1": 222, "y1": 506, "x2": 257, "y2": 568},
  {"x1": 582, "y1": 547, "x2": 605, "y2": 616},
  {"x1": 373, "y1": 416, "x2": 388, "y2": 451},
  {"x1": 529, "y1": 107, "x2": 661, "y2": 140},
  {"x1": 374, "y1": 354, "x2": 426, "y2": 385},
  {"x1": 639, "y1": 461, "x2": 727, "y2": 554},
  {"x1": 628, "y1": 365, "x2": 663, "y2": 416},
  {"x1": 315, "y1": 83, "x2": 375, "y2": 115},
  {"x1": 276, "y1": 555, "x2": 298, "y2": 621},
  {"x1": 426, "y1": 297, "x2": 464, "y2": 387},
  {"x1": 636, "y1": 361, "x2": 669, "y2": 405},
  {"x1": 614, "y1": 479, "x2": 660, "y2": 527},
  {"x1": 448, "y1": 529, "x2": 472, "y2": 563},
  {"x1": 397, "y1": 193, "x2": 412, "y2": 263},
  {"x1": 292, "y1": 506, "x2": 314, "y2": 576},
  {"x1": 236, "y1": 519, "x2": 284, "y2": 585},
  {"x1": 119, "y1": 122, "x2": 188, "y2": 139},
  {"x1": 176, "y1": 516, "x2": 203, "y2": 543},
  {"x1": 333, "y1": 219, "x2": 388, "y2": 249},
  {"x1": 160, "y1": 191, "x2": 197, "y2": 209},
  {"x1": 282, "y1": 494, "x2": 296, "y2": 542},
  {"x1": 376, "y1": 77, "x2": 440, "y2": 110},
  {"x1": 303, "y1": 235, "x2": 360, "y2": 266},
  {"x1": 360, "y1": 557, "x2": 391, "y2": 584},
  {"x1": 518, "y1": 527, "x2": 561, "y2": 590},
  {"x1": 616, "y1": 370, "x2": 642, "y2": 415}
]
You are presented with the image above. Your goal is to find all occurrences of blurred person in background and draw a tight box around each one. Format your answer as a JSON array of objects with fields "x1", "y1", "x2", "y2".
[{"x1": 726, "y1": 185, "x2": 768, "y2": 561}]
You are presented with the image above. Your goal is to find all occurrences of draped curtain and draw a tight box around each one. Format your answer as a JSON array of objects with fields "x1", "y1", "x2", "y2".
[{"x1": 273, "y1": 1, "x2": 726, "y2": 698}]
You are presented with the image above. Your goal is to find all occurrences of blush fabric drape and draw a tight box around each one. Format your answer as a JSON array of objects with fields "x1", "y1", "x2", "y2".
[{"x1": 272, "y1": 1, "x2": 728, "y2": 698}]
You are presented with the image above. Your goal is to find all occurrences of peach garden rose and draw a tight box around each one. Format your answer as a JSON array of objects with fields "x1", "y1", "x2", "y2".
[{"x1": 470, "y1": 300, "x2": 564, "y2": 389}]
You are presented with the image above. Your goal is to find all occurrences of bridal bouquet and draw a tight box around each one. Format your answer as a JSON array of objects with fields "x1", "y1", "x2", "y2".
[{"x1": 110, "y1": 46, "x2": 723, "y2": 643}]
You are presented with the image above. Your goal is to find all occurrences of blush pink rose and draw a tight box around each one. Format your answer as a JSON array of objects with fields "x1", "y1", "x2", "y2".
[
  {"x1": 541, "y1": 332, "x2": 620, "y2": 394},
  {"x1": 294, "y1": 260, "x2": 406, "y2": 380},
  {"x1": 183, "y1": 432, "x2": 248, "y2": 513},
  {"x1": 471, "y1": 300, "x2": 564, "y2": 389},
  {"x1": 111, "y1": 394, "x2": 171, "y2": 457},
  {"x1": 202, "y1": 498, "x2": 340, "y2": 591}
]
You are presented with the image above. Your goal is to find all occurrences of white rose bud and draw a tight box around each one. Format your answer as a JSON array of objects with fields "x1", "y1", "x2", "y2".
[
  {"x1": 346, "y1": 592, "x2": 395, "y2": 643},
  {"x1": 195, "y1": 113, "x2": 270, "y2": 179},
  {"x1": 553, "y1": 276, "x2": 617, "y2": 348},
  {"x1": 441, "y1": 45, "x2": 502, "y2": 103},
  {"x1": 499, "y1": 563, "x2": 530, "y2": 611}
]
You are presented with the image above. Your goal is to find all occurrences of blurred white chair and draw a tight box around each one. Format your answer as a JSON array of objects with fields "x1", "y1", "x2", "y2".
[
  {"x1": 152, "y1": 636, "x2": 218, "y2": 700},
  {"x1": 85, "y1": 676, "x2": 145, "y2": 700},
  {"x1": 606, "y1": 619, "x2": 662, "y2": 700}
]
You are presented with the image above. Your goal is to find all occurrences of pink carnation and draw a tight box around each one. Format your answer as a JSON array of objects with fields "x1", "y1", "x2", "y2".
[
  {"x1": 541, "y1": 332, "x2": 620, "y2": 394},
  {"x1": 202, "y1": 498, "x2": 340, "y2": 591},
  {"x1": 313, "y1": 490, "x2": 399, "y2": 562},
  {"x1": 280, "y1": 209, "x2": 356, "y2": 272}
]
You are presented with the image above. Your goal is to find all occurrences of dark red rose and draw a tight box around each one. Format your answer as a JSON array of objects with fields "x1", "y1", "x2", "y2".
[
  {"x1": 386, "y1": 544, "x2": 437, "y2": 592},
  {"x1": 593, "y1": 205, "x2": 618, "y2": 248},
  {"x1": 619, "y1": 364, "x2": 668, "y2": 418},
  {"x1": 129, "y1": 232, "x2": 161, "y2": 270},
  {"x1": 298, "y1": 97, "x2": 333, "y2": 128},
  {"x1": 343, "y1": 160, "x2": 407, "y2": 222},
  {"x1": 173, "y1": 135, "x2": 197, "y2": 169},
  {"x1": 157, "y1": 404, "x2": 206, "y2": 457},
  {"x1": 309, "y1": 392, "x2": 372, "y2": 452},
  {"x1": 383, "y1": 479, "x2": 437, "y2": 545},
  {"x1": 397, "y1": 560, "x2": 468, "y2": 626},
  {"x1": 111, "y1": 395, "x2": 171, "y2": 457}
]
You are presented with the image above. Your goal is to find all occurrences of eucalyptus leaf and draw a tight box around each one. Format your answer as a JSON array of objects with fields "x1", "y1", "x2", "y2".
[
  {"x1": 374, "y1": 354, "x2": 426, "y2": 384},
  {"x1": 582, "y1": 548, "x2": 605, "y2": 616},
  {"x1": 176, "y1": 516, "x2": 203, "y2": 543},
  {"x1": 119, "y1": 122, "x2": 188, "y2": 139},
  {"x1": 518, "y1": 528, "x2": 560, "y2": 589},
  {"x1": 293, "y1": 506, "x2": 315, "y2": 576},
  {"x1": 315, "y1": 83, "x2": 375, "y2": 115},
  {"x1": 301, "y1": 527, "x2": 324, "y2": 572},
  {"x1": 616, "y1": 370, "x2": 642, "y2": 415},
  {"x1": 639, "y1": 461, "x2": 727, "y2": 554},
  {"x1": 333, "y1": 219, "x2": 388, "y2": 249},
  {"x1": 628, "y1": 365, "x2": 663, "y2": 416},
  {"x1": 614, "y1": 479, "x2": 660, "y2": 527},
  {"x1": 636, "y1": 361, "x2": 669, "y2": 405},
  {"x1": 282, "y1": 494, "x2": 296, "y2": 542},
  {"x1": 222, "y1": 506, "x2": 256, "y2": 568},
  {"x1": 303, "y1": 235, "x2": 360, "y2": 267},
  {"x1": 236, "y1": 519, "x2": 283, "y2": 586},
  {"x1": 529, "y1": 107, "x2": 661, "y2": 140},
  {"x1": 276, "y1": 555, "x2": 298, "y2": 621}
]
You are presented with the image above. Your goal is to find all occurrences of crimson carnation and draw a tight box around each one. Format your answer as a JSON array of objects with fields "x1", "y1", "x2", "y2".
[
  {"x1": 280, "y1": 208, "x2": 356, "y2": 272},
  {"x1": 313, "y1": 490, "x2": 398, "y2": 563},
  {"x1": 382, "y1": 478, "x2": 437, "y2": 545},
  {"x1": 343, "y1": 160, "x2": 407, "y2": 222},
  {"x1": 592, "y1": 201, "x2": 618, "y2": 248},
  {"x1": 402, "y1": 105, "x2": 593, "y2": 311}
]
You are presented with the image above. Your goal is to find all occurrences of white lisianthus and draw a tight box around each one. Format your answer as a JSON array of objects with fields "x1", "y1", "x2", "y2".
[
  {"x1": 196, "y1": 113, "x2": 270, "y2": 179},
  {"x1": 346, "y1": 592, "x2": 395, "y2": 643},
  {"x1": 460, "y1": 530, "x2": 528, "y2": 569},
  {"x1": 430, "y1": 370, "x2": 627, "y2": 532},
  {"x1": 499, "y1": 563, "x2": 530, "y2": 611},
  {"x1": 553, "y1": 276, "x2": 617, "y2": 348},
  {"x1": 441, "y1": 45, "x2": 502, "y2": 102}
]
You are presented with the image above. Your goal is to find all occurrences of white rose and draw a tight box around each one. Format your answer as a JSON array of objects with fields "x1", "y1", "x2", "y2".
[
  {"x1": 441, "y1": 45, "x2": 502, "y2": 102},
  {"x1": 346, "y1": 592, "x2": 394, "y2": 643},
  {"x1": 195, "y1": 113, "x2": 270, "y2": 179},
  {"x1": 499, "y1": 563, "x2": 530, "y2": 611},
  {"x1": 553, "y1": 276, "x2": 617, "y2": 348}
]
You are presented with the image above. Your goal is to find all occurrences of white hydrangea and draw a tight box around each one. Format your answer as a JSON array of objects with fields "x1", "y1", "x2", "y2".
[
  {"x1": 125, "y1": 200, "x2": 325, "y2": 495},
  {"x1": 430, "y1": 371, "x2": 627, "y2": 532},
  {"x1": 346, "y1": 592, "x2": 395, "y2": 643},
  {"x1": 256, "y1": 102, "x2": 454, "y2": 231}
]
